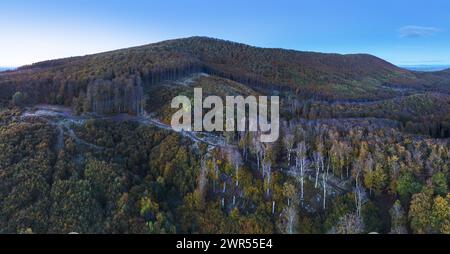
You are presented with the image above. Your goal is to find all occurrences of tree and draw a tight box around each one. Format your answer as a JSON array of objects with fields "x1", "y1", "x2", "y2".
[
  {"x1": 431, "y1": 172, "x2": 448, "y2": 197},
  {"x1": 238, "y1": 132, "x2": 250, "y2": 161},
  {"x1": 323, "y1": 161, "x2": 330, "y2": 210},
  {"x1": 262, "y1": 155, "x2": 272, "y2": 197},
  {"x1": 147, "y1": 213, "x2": 176, "y2": 234},
  {"x1": 140, "y1": 196, "x2": 160, "y2": 222},
  {"x1": 140, "y1": 196, "x2": 175, "y2": 234},
  {"x1": 396, "y1": 172, "x2": 422, "y2": 203},
  {"x1": 282, "y1": 182, "x2": 297, "y2": 207},
  {"x1": 251, "y1": 134, "x2": 264, "y2": 173},
  {"x1": 197, "y1": 157, "x2": 208, "y2": 202},
  {"x1": 11, "y1": 91, "x2": 26, "y2": 106},
  {"x1": 330, "y1": 141, "x2": 345, "y2": 178},
  {"x1": 389, "y1": 200, "x2": 408, "y2": 234},
  {"x1": 313, "y1": 151, "x2": 324, "y2": 188},
  {"x1": 364, "y1": 164, "x2": 387, "y2": 196},
  {"x1": 353, "y1": 159, "x2": 365, "y2": 217},
  {"x1": 409, "y1": 190, "x2": 432, "y2": 234},
  {"x1": 430, "y1": 195, "x2": 450, "y2": 234},
  {"x1": 178, "y1": 192, "x2": 204, "y2": 233},
  {"x1": 228, "y1": 149, "x2": 242, "y2": 187},
  {"x1": 334, "y1": 213, "x2": 365, "y2": 234},
  {"x1": 293, "y1": 141, "x2": 308, "y2": 203},
  {"x1": 362, "y1": 202, "x2": 383, "y2": 233},
  {"x1": 277, "y1": 206, "x2": 297, "y2": 234},
  {"x1": 283, "y1": 133, "x2": 295, "y2": 166}
]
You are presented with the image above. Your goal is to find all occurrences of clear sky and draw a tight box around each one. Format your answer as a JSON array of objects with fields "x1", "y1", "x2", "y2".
[{"x1": 1, "y1": 0, "x2": 449, "y2": 67}]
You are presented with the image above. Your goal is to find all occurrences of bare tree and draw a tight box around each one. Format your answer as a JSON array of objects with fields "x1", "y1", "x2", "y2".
[
  {"x1": 313, "y1": 151, "x2": 324, "y2": 189},
  {"x1": 389, "y1": 200, "x2": 408, "y2": 234},
  {"x1": 284, "y1": 133, "x2": 295, "y2": 167},
  {"x1": 323, "y1": 162, "x2": 328, "y2": 210},
  {"x1": 341, "y1": 141, "x2": 352, "y2": 179},
  {"x1": 279, "y1": 182, "x2": 299, "y2": 234},
  {"x1": 293, "y1": 141, "x2": 308, "y2": 204},
  {"x1": 229, "y1": 149, "x2": 243, "y2": 187},
  {"x1": 227, "y1": 148, "x2": 242, "y2": 186},
  {"x1": 251, "y1": 133, "x2": 264, "y2": 173},
  {"x1": 353, "y1": 159, "x2": 364, "y2": 217},
  {"x1": 197, "y1": 157, "x2": 208, "y2": 202},
  {"x1": 262, "y1": 156, "x2": 272, "y2": 197},
  {"x1": 278, "y1": 206, "x2": 298, "y2": 234}
]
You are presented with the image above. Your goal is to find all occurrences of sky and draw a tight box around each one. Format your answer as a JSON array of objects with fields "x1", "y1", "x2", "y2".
[{"x1": 1, "y1": 0, "x2": 450, "y2": 67}]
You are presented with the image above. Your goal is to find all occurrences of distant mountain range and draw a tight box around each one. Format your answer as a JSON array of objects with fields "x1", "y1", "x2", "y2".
[
  {"x1": 400, "y1": 65, "x2": 450, "y2": 72},
  {"x1": 0, "y1": 67, "x2": 15, "y2": 72}
]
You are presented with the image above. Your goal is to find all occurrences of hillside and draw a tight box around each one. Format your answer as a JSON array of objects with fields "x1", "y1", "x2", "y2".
[
  {"x1": 2, "y1": 36, "x2": 447, "y2": 111},
  {"x1": 1, "y1": 37, "x2": 448, "y2": 138}
]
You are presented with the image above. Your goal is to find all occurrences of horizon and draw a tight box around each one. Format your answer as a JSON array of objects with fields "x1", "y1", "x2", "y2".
[{"x1": 1, "y1": 0, "x2": 450, "y2": 66}]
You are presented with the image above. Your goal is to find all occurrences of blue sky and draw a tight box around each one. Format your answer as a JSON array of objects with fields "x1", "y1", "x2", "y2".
[{"x1": 1, "y1": 0, "x2": 449, "y2": 66}]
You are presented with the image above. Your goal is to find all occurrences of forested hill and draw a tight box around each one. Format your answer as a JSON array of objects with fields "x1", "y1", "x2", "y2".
[
  {"x1": 1, "y1": 37, "x2": 449, "y2": 235},
  {"x1": 0, "y1": 37, "x2": 449, "y2": 111}
]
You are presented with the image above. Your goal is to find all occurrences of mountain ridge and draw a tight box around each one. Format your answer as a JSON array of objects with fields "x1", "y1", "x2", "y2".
[
  {"x1": 17, "y1": 36, "x2": 403, "y2": 70},
  {"x1": 13, "y1": 36, "x2": 408, "y2": 80}
]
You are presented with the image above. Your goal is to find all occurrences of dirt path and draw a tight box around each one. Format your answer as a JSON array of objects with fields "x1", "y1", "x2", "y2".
[{"x1": 20, "y1": 105, "x2": 229, "y2": 151}]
